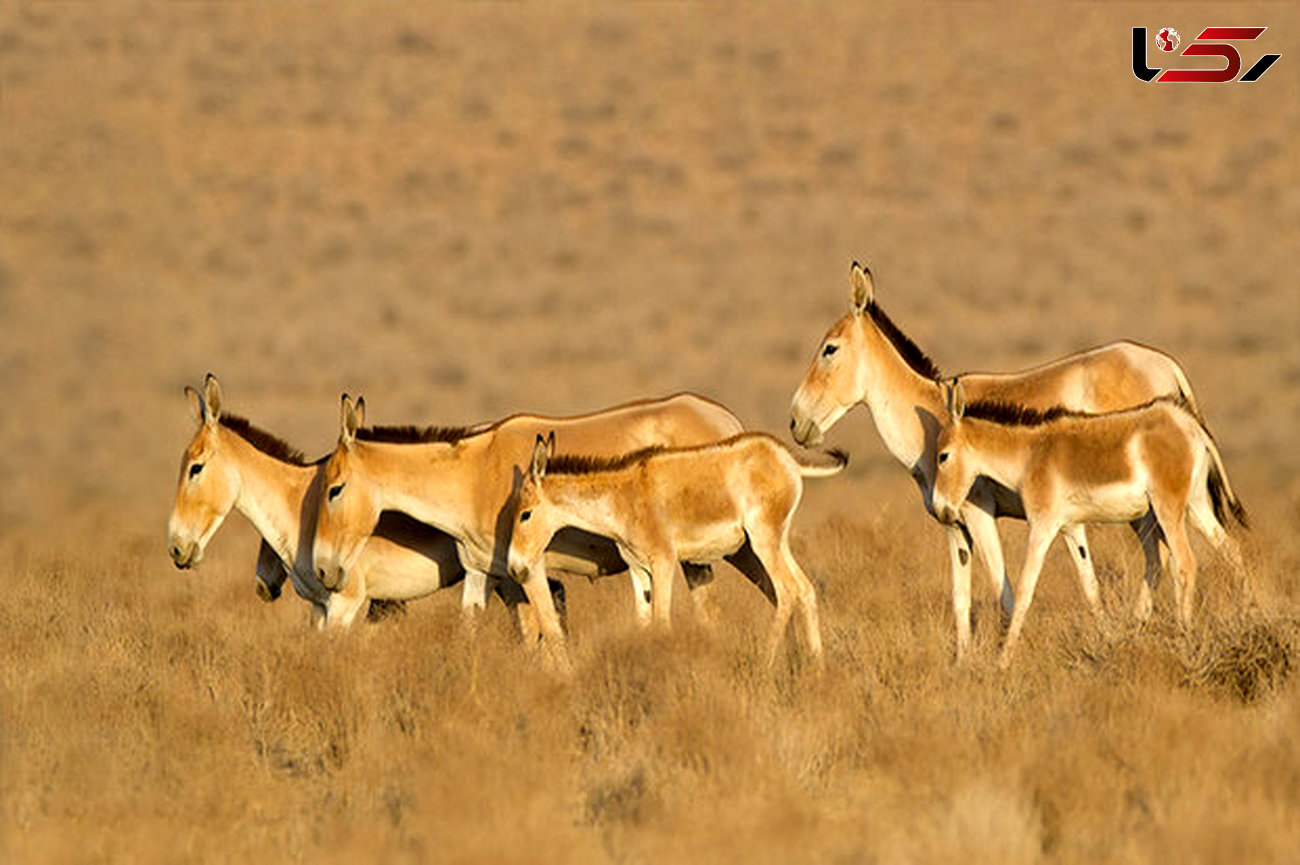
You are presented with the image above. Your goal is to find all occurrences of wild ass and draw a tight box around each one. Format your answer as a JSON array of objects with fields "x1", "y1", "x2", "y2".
[
  {"x1": 789, "y1": 262, "x2": 1207, "y2": 659},
  {"x1": 311, "y1": 392, "x2": 746, "y2": 661},
  {"x1": 931, "y1": 380, "x2": 1248, "y2": 667},
  {"x1": 507, "y1": 433, "x2": 847, "y2": 665},
  {"x1": 167, "y1": 375, "x2": 558, "y2": 630}
]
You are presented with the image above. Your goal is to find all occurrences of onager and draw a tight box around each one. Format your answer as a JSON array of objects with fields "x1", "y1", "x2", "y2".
[
  {"x1": 931, "y1": 380, "x2": 1248, "y2": 667},
  {"x1": 507, "y1": 433, "x2": 847, "y2": 666},
  {"x1": 789, "y1": 261, "x2": 1209, "y2": 659}
]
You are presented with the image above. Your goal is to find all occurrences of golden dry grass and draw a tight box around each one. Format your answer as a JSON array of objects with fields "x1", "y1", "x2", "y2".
[{"x1": 2, "y1": 3, "x2": 1299, "y2": 862}]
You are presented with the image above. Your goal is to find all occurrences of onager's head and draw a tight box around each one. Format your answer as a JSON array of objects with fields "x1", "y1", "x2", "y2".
[
  {"x1": 508, "y1": 433, "x2": 560, "y2": 582},
  {"x1": 789, "y1": 262, "x2": 875, "y2": 446},
  {"x1": 313, "y1": 395, "x2": 380, "y2": 591},
  {"x1": 168, "y1": 374, "x2": 240, "y2": 569},
  {"x1": 932, "y1": 380, "x2": 976, "y2": 526}
]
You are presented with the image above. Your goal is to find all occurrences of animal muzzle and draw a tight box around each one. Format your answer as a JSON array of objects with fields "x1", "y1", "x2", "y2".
[
  {"x1": 169, "y1": 539, "x2": 199, "y2": 569},
  {"x1": 789, "y1": 415, "x2": 824, "y2": 447}
]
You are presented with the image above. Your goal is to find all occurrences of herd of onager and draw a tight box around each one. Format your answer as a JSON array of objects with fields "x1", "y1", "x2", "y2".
[{"x1": 168, "y1": 262, "x2": 1248, "y2": 669}]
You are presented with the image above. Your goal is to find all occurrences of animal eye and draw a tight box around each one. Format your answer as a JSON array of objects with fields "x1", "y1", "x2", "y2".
[
  {"x1": 519, "y1": 509, "x2": 532, "y2": 523},
  {"x1": 189, "y1": 463, "x2": 204, "y2": 478},
  {"x1": 822, "y1": 344, "x2": 839, "y2": 358},
  {"x1": 938, "y1": 452, "x2": 950, "y2": 464},
  {"x1": 328, "y1": 483, "x2": 345, "y2": 501}
]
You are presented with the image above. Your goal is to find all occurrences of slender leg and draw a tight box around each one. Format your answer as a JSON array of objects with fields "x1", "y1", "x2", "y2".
[
  {"x1": 461, "y1": 569, "x2": 489, "y2": 616},
  {"x1": 1156, "y1": 505, "x2": 1197, "y2": 628},
  {"x1": 1187, "y1": 494, "x2": 1251, "y2": 606},
  {"x1": 1130, "y1": 514, "x2": 1164, "y2": 622},
  {"x1": 748, "y1": 531, "x2": 800, "y2": 667},
  {"x1": 946, "y1": 523, "x2": 975, "y2": 661},
  {"x1": 781, "y1": 542, "x2": 824, "y2": 667},
  {"x1": 1060, "y1": 523, "x2": 1104, "y2": 622},
  {"x1": 628, "y1": 565, "x2": 654, "y2": 628},
  {"x1": 254, "y1": 540, "x2": 286, "y2": 602},
  {"x1": 999, "y1": 521, "x2": 1060, "y2": 669},
  {"x1": 518, "y1": 564, "x2": 570, "y2": 672},
  {"x1": 962, "y1": 496, "x2": 1015, "y2": 621},
  {"x1": 650, "y1": 558, "x2": 680, "y2": 630},
  {"x1": 682, "y1": 563, "x2": 718, "y2": 625},
  {"x1": 310, "y1": 602, "x2": 328, "y2": 631}
]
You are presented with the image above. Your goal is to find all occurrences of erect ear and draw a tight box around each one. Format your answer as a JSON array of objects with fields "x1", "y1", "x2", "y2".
[
  {"x1": 850, "y1": 261, "x2": 874, "y2": 313},
  {"x1": 185, "y1": 385, "x2": 206, "y2": 426},
  {"x1": 544, "y1": 430, "x2": 556, "y2": 458},
  {"x1": 340, "y1": 394, "x2": 362, "y2": 447},
  {"x1": 202, "y1": 373, "x2": 222, "y2": 426},
  {"x1": 531, "y1": 433, "x2": 551, "y2": 481},
  {"x1": 945, "y1": 379, "x2": 967, "y2": 420}
]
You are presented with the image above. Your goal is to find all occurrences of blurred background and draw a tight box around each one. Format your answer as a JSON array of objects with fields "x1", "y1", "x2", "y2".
[{"x1": 1, "y1": 3, "x2": 1297, "y2": 545}]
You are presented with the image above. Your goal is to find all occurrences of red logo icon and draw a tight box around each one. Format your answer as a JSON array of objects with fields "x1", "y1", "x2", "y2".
[{"x1": 1133, "y1": 26, "x2": 1281, "y2": 83}]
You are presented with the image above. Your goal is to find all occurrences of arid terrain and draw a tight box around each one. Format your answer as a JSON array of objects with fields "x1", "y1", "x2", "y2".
[{"x1": 2, "y1": 4, "x2": 1298, "y2": 862}]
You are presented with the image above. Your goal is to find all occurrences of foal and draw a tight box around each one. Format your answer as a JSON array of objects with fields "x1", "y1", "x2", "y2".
[
  {"x1": 507, "y1": 433, "x2": 847, "y2": 666},
  {"x1": 931, "y1": 381, "x2": 1247, "y2": 667}
]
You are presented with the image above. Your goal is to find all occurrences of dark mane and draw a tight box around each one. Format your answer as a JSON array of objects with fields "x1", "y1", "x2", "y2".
[
  {"x1": 962, "y1": 401, "x2": 1079, "y2": 427},
  {"x1": 219, "y1": 415, "x2": 314, "y2": 466},
  {"x1": 356, "y1": 423, "x2": 490, "y2": 445},
  {"x1": 963, "y1": 394, "x2": 1190, "y2": 427},
  {"x1": 864, "y1": 301, "x2": 942, "y2": 381},
  {"x1": 546, "y1": 446, "x2": 668, "y2": 476}
]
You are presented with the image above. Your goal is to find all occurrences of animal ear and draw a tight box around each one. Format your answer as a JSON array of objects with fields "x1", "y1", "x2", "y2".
[
  {"x1": 545, "y1": 430, "x2": 556, "y2": 458},
  {"x1": 340, "y1": 394, "x2": 361, "y2": 447},
  {"x1": 946, "y1": 379, "x2": 967, "y2": 420},
  {"x1": 850, "y1": 261, "x2": 874, "y2": 312},
  {"x1": 202, "y1": 373, "x2": 222, "y2": 425},
  {"x1": 531, "y1": 433, "x2": 550, "y2": 480},
  {"x1": 185, "y1": 385, "x2": 206, "y2": 425}
]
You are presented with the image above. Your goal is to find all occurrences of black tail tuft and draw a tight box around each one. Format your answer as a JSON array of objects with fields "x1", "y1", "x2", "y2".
[{"x1": 1208, "y1": 463, "x2": 1249, "y2": 529}]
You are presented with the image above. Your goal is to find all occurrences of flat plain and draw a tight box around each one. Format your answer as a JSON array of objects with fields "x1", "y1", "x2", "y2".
[{"x1": 1, "y1": 4, "x2": 1298, "y2": 862}]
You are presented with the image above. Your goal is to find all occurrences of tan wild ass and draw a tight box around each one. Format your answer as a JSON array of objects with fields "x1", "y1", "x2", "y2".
[
  {"x1": 311, "y1": 393, "x2": 746, "y2": 660},
  {"x1": 167, "y1": 375, "x2": 559, "y2": 630},
  {"x1": 931, "y1": 380, "x2": 1248, "y2": 667},
  {"x1": 789, "y1": 262, "x2": 1207, "y2": 659},
  {"x1": 507, "y1": 433, "x2": 846, "y2": 665}
]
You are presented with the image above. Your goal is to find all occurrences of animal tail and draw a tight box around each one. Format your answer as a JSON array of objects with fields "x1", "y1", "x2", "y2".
[
  {"x1": 1168, "y1": 358, "x2": 1208, "y2": 429},
  {"x1": 794, "y1": 447, "x2": 849, "y2": 478},
  {"x1": 1203, "y1": 433, "x2": 1249, "y2": 530}
]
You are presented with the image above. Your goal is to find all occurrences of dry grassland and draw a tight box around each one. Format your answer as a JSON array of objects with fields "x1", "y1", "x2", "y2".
[{"x1": 2, "y1": 3, "x2": 1298, "y2": 863}]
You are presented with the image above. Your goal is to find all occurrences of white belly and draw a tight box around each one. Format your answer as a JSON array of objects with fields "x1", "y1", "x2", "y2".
[
  {"x1": 672, "y1": 519, "x2": 747, "y2": 563},
  {"x1": 1062, "y1": 482, "x2": 1151, "y2": 524}
]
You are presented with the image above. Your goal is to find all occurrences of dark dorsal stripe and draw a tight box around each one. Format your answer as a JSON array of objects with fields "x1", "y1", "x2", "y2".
[
  {"x1": 219, "y1": 415, "x2": 315, "y2": 466},
  {"x1": 864, "y1": 301, "x2": 942, "y2": 381},
  {"x1": 962, "y1": 401, "x2": 1080, "y2": 427},
  {"x1": 546, "y1": 446, "x2": 668, "y2": 476},
  {"x1": 963, "y1": 394, "x2": 1190, "y2": 427},
  {"x1": 356, "y1": 423, "x2": 490, "y2": 445}
]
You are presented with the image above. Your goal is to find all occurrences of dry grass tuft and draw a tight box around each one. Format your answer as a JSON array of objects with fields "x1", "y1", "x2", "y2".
[{"x1": 1184, "y1": 616, "x2": 1296, "y2": 705}]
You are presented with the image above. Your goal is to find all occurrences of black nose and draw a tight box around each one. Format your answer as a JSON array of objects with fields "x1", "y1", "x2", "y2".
[
  {"x1": 790, "y1": 418, "x2": 796, "y2": 432},
  {"x1": 317, "y1": 567, "x2": 327, "y2": 581},
  {"x1": 170, "y1": 546, "x2": 181, "y2": 559}
]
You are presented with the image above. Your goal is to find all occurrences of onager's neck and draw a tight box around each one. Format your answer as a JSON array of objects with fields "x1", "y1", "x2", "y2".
[
  {"x1": 961, "y1": 420, "x2": 1035, "y2": 492},
  {"x1": 361, "y1": 440, "x2": 482, "y2": 539},
  {"x1": 224, "y1": 433, "x2": 314, "y2": 563},
  {"x1": 543, "y1": 473, "x2": 629, "y2": 541},
  {"x1": 857, "y1": 317, "x2": 944, "y2": 469}
]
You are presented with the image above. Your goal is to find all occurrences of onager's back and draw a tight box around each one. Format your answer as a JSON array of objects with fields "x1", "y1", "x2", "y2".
[{"x1": 508, "y1": 433, "x2": 847, "y2": 665}]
